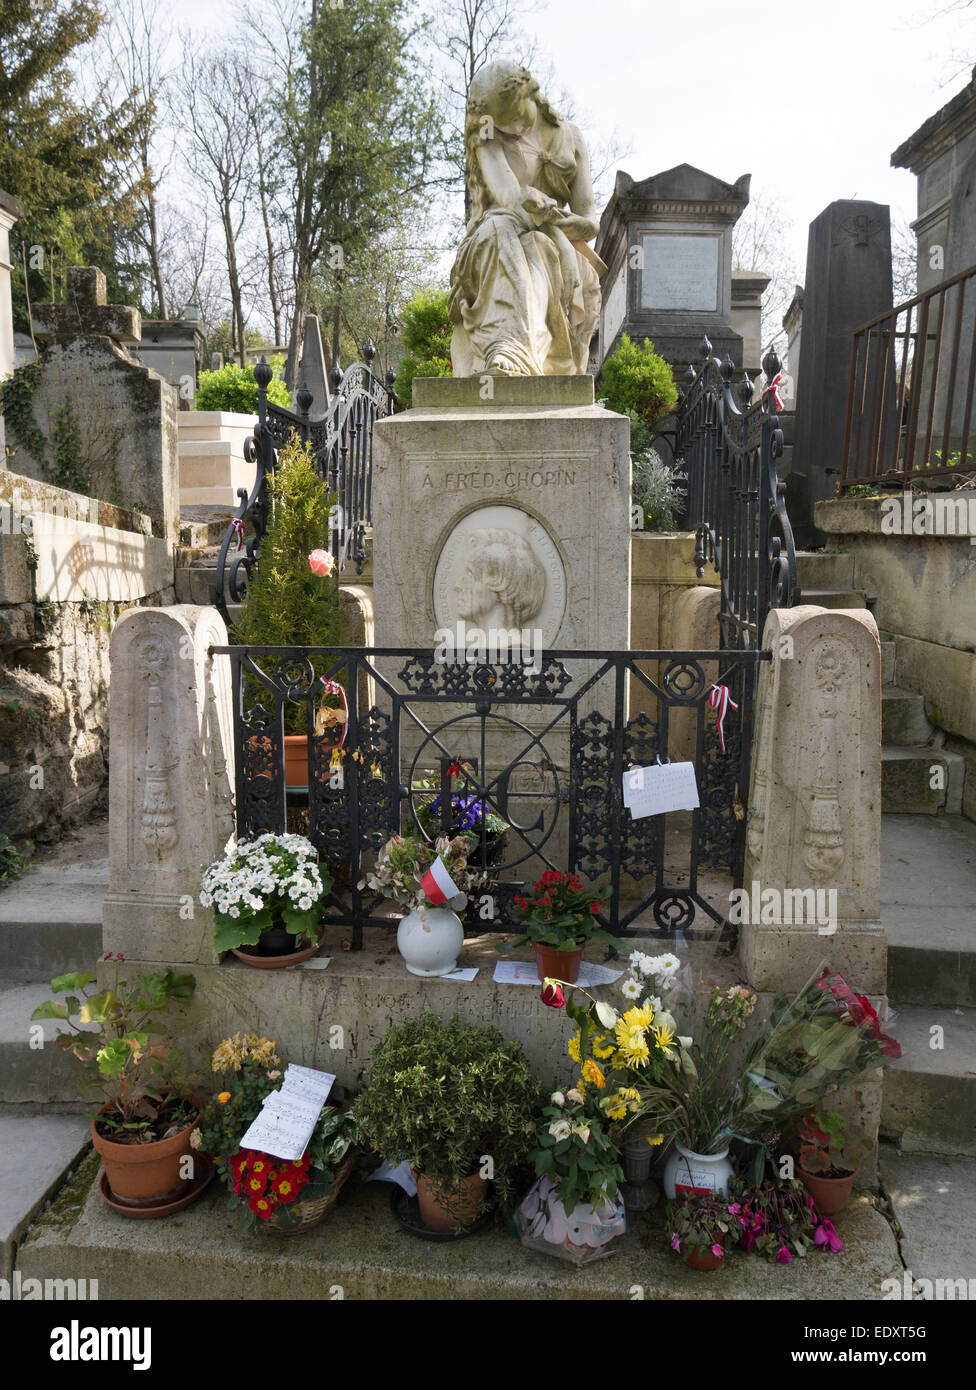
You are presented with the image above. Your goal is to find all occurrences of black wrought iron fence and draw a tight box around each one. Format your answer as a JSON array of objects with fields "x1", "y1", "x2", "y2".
[
  {"x1": 213, "y1": 643, "x2": 769, "y2": 948},
  {"x1": 213, "y1": 344, "x2": 395, "y2": 624},
  {"x1": 674, "y1": 341, "x2": 798, "y2": 649},
  {"x1": 840, "y1": 263, "x2": 976, "y2": 490}
]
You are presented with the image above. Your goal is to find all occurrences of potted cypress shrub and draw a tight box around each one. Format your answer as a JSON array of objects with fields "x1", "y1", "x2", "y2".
[
  {"x1": 231, "y1": 431, "x2": 346, "y2": 787},
  {"x1": 354, "y1": 1013, "x2": 541, "y2": 1233}
]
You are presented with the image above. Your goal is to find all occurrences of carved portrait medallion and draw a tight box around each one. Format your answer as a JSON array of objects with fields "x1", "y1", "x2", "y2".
[{"x1": 432, "y1": 505, "x2": 567, "y2": 647}]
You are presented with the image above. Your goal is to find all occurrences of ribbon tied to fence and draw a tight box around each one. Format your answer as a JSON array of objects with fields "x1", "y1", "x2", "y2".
[
  {"x1": 761, "y1": 371, "x2": 784, "y2": 412},
  {"x1": 708, "y1": 683, "x2": 739, "y2": 754},
  {"x1": 231, "y1": 518, "x2": 245, "y2": 552}
]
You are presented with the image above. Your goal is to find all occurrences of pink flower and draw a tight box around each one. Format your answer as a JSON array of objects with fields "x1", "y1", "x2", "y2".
[
  {"x1": 814, "y1": 1220, "x2": 844, "y2": 1253},
  {"x1": 710, "y1": 1244, "x2": 724, "y2": 1258},
  {"x1": 671, "y1": 1234, "x2": 681, "y2": 1251},
  {"x1": 776, "y1": 1244, "x2": 792, "y2": 1265},
  {"x1": 117, "y1": 953, "x2": 125, "y2": 962},
  {"x1": 309, "y1": 549, "x2": 335, "y2": 577}
]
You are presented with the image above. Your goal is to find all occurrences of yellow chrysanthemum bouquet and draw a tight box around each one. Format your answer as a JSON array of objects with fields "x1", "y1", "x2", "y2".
[{"x1": 545, "y1": 977, "x2": 695, "y2": 1147}]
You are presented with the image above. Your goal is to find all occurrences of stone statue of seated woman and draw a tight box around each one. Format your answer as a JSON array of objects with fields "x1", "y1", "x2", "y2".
[{"x1": 449, "y1": 60, "x2": 605, "y2": 378}]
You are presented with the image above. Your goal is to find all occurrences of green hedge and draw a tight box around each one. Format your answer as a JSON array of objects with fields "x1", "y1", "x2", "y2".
[{"x1": 194, "y1": 355, "x2": 291, "y2": 414}]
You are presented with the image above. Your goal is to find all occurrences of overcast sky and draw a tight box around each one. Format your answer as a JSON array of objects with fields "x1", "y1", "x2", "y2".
[{"x1": 162, "y1": 0, "x2": 974, "y2": 274}]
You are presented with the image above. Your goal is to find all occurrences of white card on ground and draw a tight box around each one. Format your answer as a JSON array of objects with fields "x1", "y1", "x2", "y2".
[
  {"x1": 300, "y1": 956, "x2": 332, "y2": 970},
  {"x1": 493, "y1": 960, "x2": 624, "y2": 988},
  {"x1": 366, "y1": 1158, "x2": 417, "y2": 1195},
  {"x1": 493, "y1": 960, "x2": 547, "y2": 985},
  {"x1": 623, "y1": 762, "x2": 700, "y2": 817},
  {"x1": 581, "y1": 962, "x2": 624, "y2": 986},
  {"x1": 440, "y1": 966, "x2": 479, "y2": 981}
]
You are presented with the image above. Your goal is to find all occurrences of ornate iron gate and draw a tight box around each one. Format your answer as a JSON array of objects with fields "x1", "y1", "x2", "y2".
[
  {"x1": 214, "y1": 643, "x2": 769, "y2": 948},
  {"x1": 212, "y1": 345, "x2": 395, "y2": 624}
]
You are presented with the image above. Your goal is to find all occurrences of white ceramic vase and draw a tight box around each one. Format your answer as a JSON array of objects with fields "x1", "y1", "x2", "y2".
[
  {"x1": 662, "y1": 1142, "x2": 734, "y2": 1200},
  {"x1": 396, "y1": 907, "x2": 464, "y2": 977}
]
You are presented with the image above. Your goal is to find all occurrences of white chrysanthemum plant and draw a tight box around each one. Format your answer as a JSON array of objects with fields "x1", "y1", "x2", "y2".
[
  {"x1": 201, "y1": 832, "x2": 333, "y2": 954},
  {"x1": 619, "y1": 950, "x2": 685, "y2": 1013}
]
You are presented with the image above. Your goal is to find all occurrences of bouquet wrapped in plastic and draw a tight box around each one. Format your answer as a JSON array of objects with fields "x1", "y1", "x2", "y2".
[{"x1": 735, "y1": 969, "x2": 901, "y2": 1143}]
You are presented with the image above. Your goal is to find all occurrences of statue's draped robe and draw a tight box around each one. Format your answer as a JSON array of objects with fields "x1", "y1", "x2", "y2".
[{"x1": 449, "y1": 121, "x2": 601, "y2": 376}]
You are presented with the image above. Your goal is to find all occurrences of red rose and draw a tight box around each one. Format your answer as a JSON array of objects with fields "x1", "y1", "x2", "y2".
[{"x1": 541, "y1": 982, "x2": 566, "y2": 1009}]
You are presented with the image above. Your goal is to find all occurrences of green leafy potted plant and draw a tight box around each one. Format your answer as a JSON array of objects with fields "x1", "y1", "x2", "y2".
[
  {"x1": 666, "y1": 1192, "x2": 733, "y2": 1271},
  {"x1": 195, "y1": 1033, "x2": 358, "y2": 1234},
  {"x1": 354, "y1": 1012, "x2": 541, "y2": 1233},
  {"x1": 31, "y1": 955, "x2": 199, "y2": 1212},
  {"x1": 201, "y1": 831, "x2": 332, "y2": 965},
  {"x1": 231, "y1": 430, "x2": 346, "y2": 787},
  {"x1": 794, "y1": 1110, "x2": 869, "y2": 1215},
  {"x1": 498, "y1": 869, "x2": 617, "y2": 984}
]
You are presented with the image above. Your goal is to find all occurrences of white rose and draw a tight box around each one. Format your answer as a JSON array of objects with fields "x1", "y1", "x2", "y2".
[
  {"x1": 550, "y1": 1091, "x2": 565, "y2": 1107},
  {"x1": 548, "y1": 1119, "x2": 572, "y2": 1142}
]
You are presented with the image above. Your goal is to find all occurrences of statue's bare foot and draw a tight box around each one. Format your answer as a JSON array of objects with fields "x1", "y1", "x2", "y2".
[{"x1": 484, "y1": 353, "x2": 521, "y2": 376}]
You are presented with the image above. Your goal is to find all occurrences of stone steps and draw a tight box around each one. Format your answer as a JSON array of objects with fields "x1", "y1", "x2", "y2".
[
  {"x1": 793, "y1": 550, "x2": 855, "y2": 591},
  {"x1": 883, "y1": 813, "x2": 976, "y2": 1009},
  {"x1": 14, "y1": 1148, "x2": 900, "y2": 1301},
  {"x1": 882, "y1": 745, "x2": 966, "y2": 814},
  {"x1": 881, "y1": 1003, "x2": 976, "y2": 1157},
  {"x1": 0, "y1": 820, "x2": 107, "y2": 979},
  {"x1": 0, "y1": 1114, "x2": 91, "y2": 1280},
  {"x1": 880, "y1": 1148, "x2": 976, "y2": 1291},
  {"x1": 882, "y1": 686, "x2": 934, "y2": 747},
  {"x1": 793, "y1": 587, "x2": 868, "y2": 610},
  {"x1": 0, "y1": 976, "x2": 96, "y2": 1104}
]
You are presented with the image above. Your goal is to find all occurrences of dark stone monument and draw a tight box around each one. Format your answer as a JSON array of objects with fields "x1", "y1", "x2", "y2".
[
  {"x1": 595, "y1": 164, "x2": 750, "y2": 378},
  {"x1": 790, "y1": 200, "x2": 893, "y2": 547}
]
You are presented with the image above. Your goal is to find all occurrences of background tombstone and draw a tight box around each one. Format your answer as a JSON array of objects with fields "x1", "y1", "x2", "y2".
[
  {"x1": 102, "y1": 605, "x2": 236, "y2": 966},
  {"x1": 293, "y1": 313, "x2": 331, "y2": 417},
  {"x1": 137, "y1": 306, "x2": 205, "y2": 403},
  {"x1": 595, "y1": 164, "x2": 751, "y2": 377},
  {"x1": 790, "y1": 202, "x2": 893, "y2": 547},
  {"x1": 13, "y1": 266, "x2": 180, "y2": 538}
]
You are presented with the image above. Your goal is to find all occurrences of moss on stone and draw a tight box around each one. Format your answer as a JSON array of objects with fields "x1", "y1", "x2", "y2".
[{"x1": 24, "y1": 1149, "x2": 99, "y2": 1243}]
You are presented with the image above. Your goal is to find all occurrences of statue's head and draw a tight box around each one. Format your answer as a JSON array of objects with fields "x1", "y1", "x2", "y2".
[
  {"x1": 469, "y1": 61, "x2": 539, "y2": 137},
  {"x1": 454, "y1": 528, "x2": 546, "y2": 630}
]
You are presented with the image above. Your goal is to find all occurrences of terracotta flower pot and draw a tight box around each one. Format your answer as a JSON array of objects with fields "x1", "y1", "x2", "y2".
[
  {"x1": 534, "y1": 943, "x2": 583, "y2": 985},
  {"x1": 798, "y1": 1164, "x2": 857, "y2": 1216},
  {"x1": 414, "y1": 1170, "x2": 488, "y2": 1233},
  {"x1": 685, "y1": 1238, "x2": 725, "y2": 1272},
  {"x1": 92, "y1": 1091, "x2": 202, "y2": 1206}
]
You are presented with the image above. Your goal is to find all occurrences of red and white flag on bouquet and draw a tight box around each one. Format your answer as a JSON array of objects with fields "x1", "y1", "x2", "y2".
[{"x1": 420, "y1": 855, "x2": 461, "y2": 906}]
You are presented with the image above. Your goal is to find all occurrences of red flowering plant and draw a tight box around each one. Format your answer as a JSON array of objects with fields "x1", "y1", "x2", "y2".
[
  {"x1": 497, "y1": 870, "x2": 618, "y2": 953},
  {"x1": 195, "y1": 1033, "x2": 358, "y2": 1233}
]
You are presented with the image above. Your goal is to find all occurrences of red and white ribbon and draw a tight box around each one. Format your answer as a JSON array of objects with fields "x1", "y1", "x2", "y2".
[
  {"x1": 708, "y1": 684, "x2": 739, "y2": 754},
  {"x1": 420, "y1": 855, "x2": 461, "y2": 906},
  {"x1": 231, "y1": 518, "x2": 245, "y2": 552},
  {"x1": 762, "y1": 372, "x2": 784, "y2": 412},
  {"x1": 319, "y1": 678, "x2": 349, "y2": 746}
]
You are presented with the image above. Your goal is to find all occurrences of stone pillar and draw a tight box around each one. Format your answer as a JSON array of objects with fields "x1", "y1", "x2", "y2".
[
  {"x1": 742, "y1": 605, "x2": 885, "y2": 1181},
  {"x1": 102, "y1": 606, "x2": 235, "y2": 966},
  {"x1": 791, "y1": 202, "x2": 893, "y2": 547},
  {"x1": 742, "y1": 605, "x2": 884, "y2": 992}
]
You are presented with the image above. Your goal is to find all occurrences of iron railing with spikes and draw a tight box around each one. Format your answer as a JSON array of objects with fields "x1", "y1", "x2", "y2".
[
  {"x1": 213, "y1": 342, "x2": 396, "y2": 624},
  {"x1": 669, "y1": 337, "x2": 798, "y2": 650}
]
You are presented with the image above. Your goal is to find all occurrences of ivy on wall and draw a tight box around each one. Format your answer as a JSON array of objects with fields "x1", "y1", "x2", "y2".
[{"x1": 0, "y1": 361, "x2": 47, "y2": 465}]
